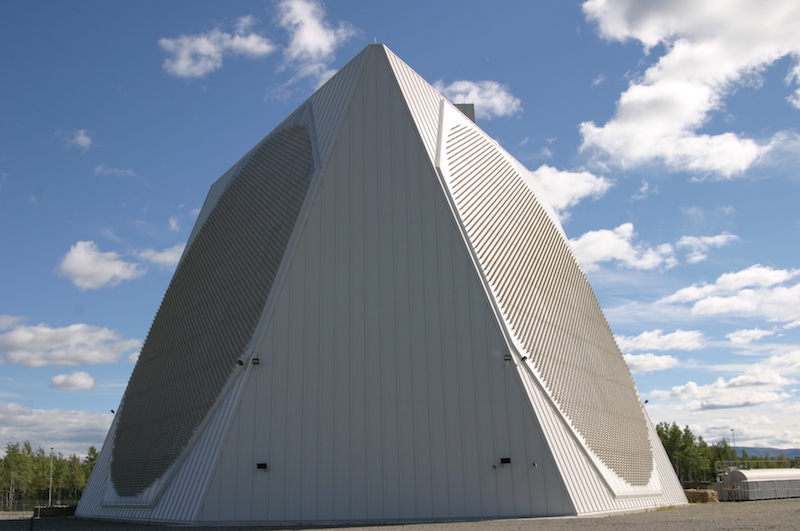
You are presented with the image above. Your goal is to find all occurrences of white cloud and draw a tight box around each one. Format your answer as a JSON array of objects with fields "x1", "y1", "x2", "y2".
[
  {"x1": 94, "y1": 165, "x2": 135, "y2": 177},
  {"x1": 0, "y1": 401, "x2": 112, "y2": 458},
  {"x1": 616, "y1": 328, "x2": 705, "y2": 352},
  {"x1": 676, "y1": 232, "x2": 739, "y2": 263},
  {"x1": 651, "y1": 349, "x2": 800, "y2": 411},
  {"x1": 168, "y1": 216, "x2": 181, "y2": 232},
  {"x1": 624, "y1": 352, "x2": 679, "y2": 373},
  {"x1": 660, "y1": 264, "x2": 800, "y2": 323},
  {"x1": 69, "y1": 129, "x2": 92, "y2": 150},
  {"x1": 50, "y1": 371, "x2": 96, "y2": 391},
  {"x1": 580, "y1": 0, "x2": 800, "y2": 177},
  {"x1": 631, "y1": 179, "x2": 656, "y2": 200},
  {"x1": 138, "y1": 243, "x2": 186, "y2": 267},
  {"x1": 0, "y1": 314, "x2": 23, "y2": 330},
  {"x1": 788, "y1": 62, "x2": 800, "y2": 109},
  {"x1": 435, "y1": 80, "x2": 522, "y2": 120},
  {"x1": 277, "y1": 0, "x2": 357, "y2": 87},
  {"x1": 727, "y1": 328, "x2": 776, "y2": 345},
  {"x1": 662, "y1": 264, "x2": 800, "y2": 303},
  {"x1": 159, "y1": 15, "x2": 275, "y2": 78},
  {"x1": 532, "y1": 164, "x2": 612, "y2": 220},
  {"x1": 569, "y1": 222, "x2": 677, "y2": 271},
  {"x1": 57, "y1": 240, "x2": 145, "y2": 290},
  {"x1": 0, "y1": 321, "x2": 141, "y2": 368}
]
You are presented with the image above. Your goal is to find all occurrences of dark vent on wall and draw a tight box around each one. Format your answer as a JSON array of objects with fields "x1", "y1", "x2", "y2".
[{"x1": 110, "y1": 123, "x2": 313, "y2": 497}]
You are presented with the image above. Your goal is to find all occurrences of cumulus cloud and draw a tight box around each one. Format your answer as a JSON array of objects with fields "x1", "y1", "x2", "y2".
[
  {"x1": 50, "y1": 371, "x2": 96, "y2": 391},
  {"x1": 0, "y1": 320, "x2": 141, "y2": 368},
  {"x1": 660, "y1": 264, "x2": 800, "y2": 323},
  {"x1": 676, "y1": 232, "x2": 739, "y2": 263},
  {"x1": 580, "y1": 0, "x2": 800, "y2": 177},
  {"x1": 138, "y1": 243, "x2": 186, "y2": 267},
  {"x1": 569, "y1": 222, "x2": 677, "y2": 271},
  {"x1": 159, "y1": 15, "x2": 276, "y2": 78},
  {"x1": 435, "y1": 80, "x2": 522, "y2": 120},
  {"x1": 532, "y1": 164, "x2": 612, "y2": 220},
  {"x1": 727, "y1": 328, "x2": 776, "y2": 345},
  {"x1": 277, "y1": 0, "x2": 358, "y2": 86},
  {"x1": 68, "y1": 129, "x2": 92, "y2": 151},
  {"x1": 0, "y1": 401, "x2": 112, "y2": 458},
  {"x1": 616, "y1": 328, "x2": 705, "y2": 352},
  {"x1": 94, "y1": 165, "x2": 135, "y2": 177},
  {"x1": 623, "y1": 353, "x2": 679, "y2": 373},
  {"x1": 57, "y1": 241, "x2": 145, "y2": 290},
  {"x1": 651, "y1": 349, "x2": 800, "y2": 411}
]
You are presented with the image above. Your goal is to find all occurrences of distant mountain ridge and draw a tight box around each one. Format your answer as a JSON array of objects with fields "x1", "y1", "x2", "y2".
[{"x1": 738, "y1": 447, "x2": 800, "y2": 460}]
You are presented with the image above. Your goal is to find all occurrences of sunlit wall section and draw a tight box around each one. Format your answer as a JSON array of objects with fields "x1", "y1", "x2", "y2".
[{"x1": 440, "y1": 118, "x2": 653, "y2": 487}]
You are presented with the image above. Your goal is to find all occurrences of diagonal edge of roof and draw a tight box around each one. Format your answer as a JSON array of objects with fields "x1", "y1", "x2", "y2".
[{"x1": 380, "y1": 45, "x2": 446, "y2": 163}]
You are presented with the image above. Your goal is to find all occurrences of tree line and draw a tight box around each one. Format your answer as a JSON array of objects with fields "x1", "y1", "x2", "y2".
[
  {"x1": 656, "y1": 422, "x2": 800, "y2": 484},
  {"x1": 1, "y1": 441, "x2": 98, "y2": 511}
]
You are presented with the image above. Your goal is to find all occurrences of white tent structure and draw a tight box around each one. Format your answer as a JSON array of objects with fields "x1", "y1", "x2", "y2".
[{"x1": 77, "y1": 44, "x2": 686, "y2": 525}]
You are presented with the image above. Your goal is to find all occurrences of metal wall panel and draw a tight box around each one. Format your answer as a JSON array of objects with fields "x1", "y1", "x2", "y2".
[
  {"x1": 384, "y1": 46, "x2": 444, "y2": 163},
  {"x1": 439, "y1": 109, "x2": 652, "y2": 488},
  {"x1": 198, "y1": 45, "x2": 572, "y2": 524},
  {"x1": 78, "y1": 44, "x2": 686, "y2": 525},
  {"x1": 109, "y1": 118, "x2": 314, "y2": 498}
]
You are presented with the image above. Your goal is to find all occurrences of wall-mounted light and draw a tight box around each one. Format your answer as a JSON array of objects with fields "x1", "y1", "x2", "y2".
[
  {"x1": 256, "y1": 462, "x2": 269, "y2": 471},
  {"x1": 237, "y1": 360, "x2": 244, "y2": 366},
  {"x1": 252, "y1": 358, "x2": 260, "y2": 365}
]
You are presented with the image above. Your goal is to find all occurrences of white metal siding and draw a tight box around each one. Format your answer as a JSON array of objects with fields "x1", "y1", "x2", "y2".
[
  {"x1": 198, "y1": 46, "x2": 572, "y2": 524},
  {"x1": 77, "y1": 43, "x2": 686, "y2": 525},
  {"x1": 439, "y1": 114, "x2": 652, "y2": 487}
]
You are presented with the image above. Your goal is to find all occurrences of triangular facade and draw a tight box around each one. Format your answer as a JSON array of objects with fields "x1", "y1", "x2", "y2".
[{"x1": 77, "y1": 44, "x2": 686, "y2": 525}]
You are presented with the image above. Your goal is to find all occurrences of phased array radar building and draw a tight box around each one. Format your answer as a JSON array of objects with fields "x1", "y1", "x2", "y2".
[{"x1": 77, "y1": 44, "x2": 686, "y2": 525}]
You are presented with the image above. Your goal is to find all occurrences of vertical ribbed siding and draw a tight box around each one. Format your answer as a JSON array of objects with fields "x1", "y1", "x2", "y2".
[
  {"x1": 110, "y1": 123, "x2": 314, "y2": 497},
  {"x1": 307, "y1": 46, "x2": 371, "y2": 168},
  {"x1": 197, "y1": 45, "x2": 573, "y2": 524},
  {"x1": 444, "y1": 122, "x2": 653, "y2": 487},
  {"x1": 78, "y1": 44, "x2": 686, "y2": 525},
  {"x1": 383, "y1": 46, "x2": 443, "y2": 163}
]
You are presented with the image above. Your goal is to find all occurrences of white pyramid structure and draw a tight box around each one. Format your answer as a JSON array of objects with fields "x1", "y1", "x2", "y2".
[{"x1": 77, "y1": 44, "x2": 687, "y2": 525}]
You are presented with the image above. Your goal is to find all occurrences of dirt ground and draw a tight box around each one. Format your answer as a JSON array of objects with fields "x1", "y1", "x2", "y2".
[{"x1": 1, "y1": 498, "x2": 799, "y2": 531}]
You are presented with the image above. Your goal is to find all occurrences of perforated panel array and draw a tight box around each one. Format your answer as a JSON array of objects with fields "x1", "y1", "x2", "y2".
[
  {"x1": 444, "y1": 123, "x2": 652, "y2": 486},
  {"x1": 111, "y1": 123, "x2": 313, "y2": 497}
]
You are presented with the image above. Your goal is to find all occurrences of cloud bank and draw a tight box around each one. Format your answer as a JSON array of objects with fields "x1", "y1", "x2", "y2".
[
  {"x1": 581, "y1": 0, "x2": 800, "y2": 177},
  {"x1": 0, "y1": 319, "x2": 141, "y2": 368}
]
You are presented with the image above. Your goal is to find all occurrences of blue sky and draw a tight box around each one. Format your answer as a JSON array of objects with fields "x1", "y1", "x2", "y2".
[{"x1": 1, "y1": 0, "x2": 799, "y2": 458}]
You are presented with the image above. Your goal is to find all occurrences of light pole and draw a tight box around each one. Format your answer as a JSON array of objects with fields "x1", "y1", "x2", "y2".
[
  {"x1": 731, "y1": 428, "x2": 737, "y2": 458},
  {"x1": 48, "y1": 447, "x2": 53, "y2": 506}
]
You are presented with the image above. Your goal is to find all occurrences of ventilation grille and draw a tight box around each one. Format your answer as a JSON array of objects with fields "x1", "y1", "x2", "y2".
[
  {"x1": 445, "y1": 124, "x2": 652, "y2": 486},
  {"x1": 111, "y1": 124, "x2": 313, "y2": 497}
]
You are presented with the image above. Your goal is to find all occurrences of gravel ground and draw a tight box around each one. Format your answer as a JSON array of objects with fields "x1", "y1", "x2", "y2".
[{"x1": 2, "y1": 499, "x2": 799, "y2": 531}]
